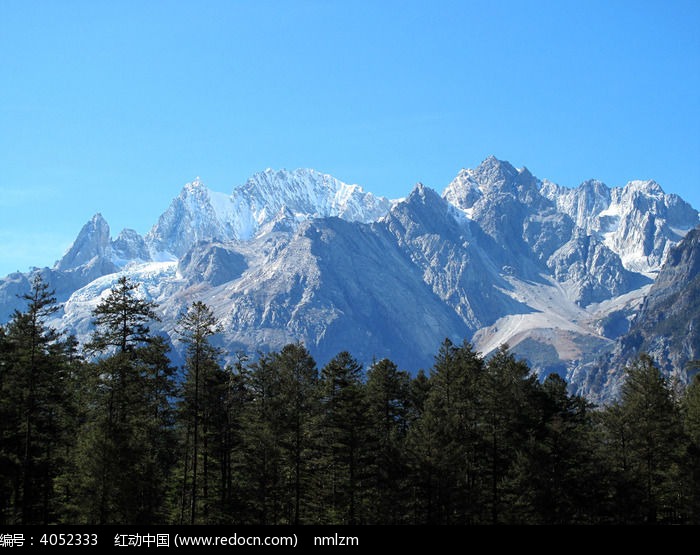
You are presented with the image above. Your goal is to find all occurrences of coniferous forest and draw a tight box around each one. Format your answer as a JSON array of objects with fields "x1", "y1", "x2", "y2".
[{"x1": 2, "y1": 275, "x2": 700, "y2": 525}]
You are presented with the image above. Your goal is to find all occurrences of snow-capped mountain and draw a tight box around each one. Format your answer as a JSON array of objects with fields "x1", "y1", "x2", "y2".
[
  {"x1": 1, "y1": 157, "x2": 697, "y2": 399},
  {"x1": 146, "y1": 169, "x2": 392, "y2": 258},
  {"x1": 573, "y1": 226, "x2": 700, "y2": 401},
  {"x1": 541, "y1": 176, "x2": 698, "y2": 274}
]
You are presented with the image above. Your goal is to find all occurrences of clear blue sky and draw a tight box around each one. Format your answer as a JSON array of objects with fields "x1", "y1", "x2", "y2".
[{"x1": 1, "y1": 0, "x2": 699, "y2": 277}]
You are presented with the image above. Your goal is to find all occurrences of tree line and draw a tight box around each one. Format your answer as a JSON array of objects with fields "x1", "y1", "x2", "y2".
[{"x1": 1, "y1": 275, "x2": 699, "y2": 525}]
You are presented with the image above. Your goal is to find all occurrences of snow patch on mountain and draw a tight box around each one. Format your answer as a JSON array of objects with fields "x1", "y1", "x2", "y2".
[
  {"x1": 3, "y1": 157, "x2": 698, "y2": 401},
  {"x1": 53, "y1": 261, "x2": 180, "y2": 340},
  {"x1": 541, "y1": 177, "x2": 698, "y2": 274},
  {"x1": 145, "y1": 169, "x2": 393, "y2": 259}
]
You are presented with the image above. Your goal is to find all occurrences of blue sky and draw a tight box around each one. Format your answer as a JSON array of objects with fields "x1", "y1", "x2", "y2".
[{"x1": 1, "y1": 0, "x2": 699, "y2": 277}]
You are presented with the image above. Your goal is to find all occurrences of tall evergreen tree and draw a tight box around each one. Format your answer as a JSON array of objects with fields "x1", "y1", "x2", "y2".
[
  {"x1": 217, "y1": 356, "x2": 249, "y2": 522},
  {"x1": 504, "y1": 374, "x2": 603, "y2": 524},
  {"x1": 69, "y1": 276, "x2": 174, "y2": 524},
  {"x1": 480, "y1": 345, "x2": 539, "y2": 524},
  {"x1": 132, "y1": 337, "x2": 177, "y2": 523},
  {"x1": 683, "y1": 374, "x2": 700, "y2": 523},
  {"x1": 174, "y1": 301, "x2": 228, "y2": 524},
  {"x1": 364, "y1": 358, "x2": 411, "y2": 523},
  {"x1": 0, "y1": 275, "x2": 74, "y2": 524},
  {"x1": 273, "y1": 343, "x2": 319, "y2": 524},
  {"x1": 620, "y1": 354, "x2": 684, "y2": 523},
  {"x1": 239, "y1": 352, "x2": 284, "y2": 524},
  {"x1": 599, "y1": 354, "x2": 685, "y2": 523},
  {"x1": 406, "y1": 339, "x2": 485, "y2": 524},
  {"x1": 317, "y1": 351, "x2": 369, "y2": 524},
  {"x1": 89, "y1": 276, "x2": 160, "y2": 354}
]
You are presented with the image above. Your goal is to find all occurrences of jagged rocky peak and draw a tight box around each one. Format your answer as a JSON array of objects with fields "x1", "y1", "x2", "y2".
[
  {"x1": 602, "y1": 180, "x2": 699, "y2": 273},
  {"x1": 146, "y1": 177, "x2": 227, "y2": 259},
  {"x1": 408, "y1": 181, "x2": 431, "y2": 201},
  {"x1": 234, "y1": 167, "x2": 392, "y2": 224},
  {"x1": 442, "y1": 169, "x2": 482, "y2": 210},
  {"x1": 443, "y1": 156, "x2": 540, "y2": 210},
  {"x1": 615, "y1": 179, "x2": 697, "y2": 225},
  {"x1": 542, "y1": 179, "x2": 611, "y2": 232},
  {"x1": 184, "y1": 176, "x2": 206, "y2": 193},
  {"x1": 386, "y1": 182, "x2": 457, "y2": 233},
  {"x1": 145, "y1": 168, "x2": 396, "y2": 260},
  {"x1": 472, "y1": 155, "x2": 519, "y2": 190},
  {"x1": 56, "y1": 213, "x2": 111, "y2": 271},
  {"x1": 112, "y1": 228, "x2": 150, "y2": 264}
]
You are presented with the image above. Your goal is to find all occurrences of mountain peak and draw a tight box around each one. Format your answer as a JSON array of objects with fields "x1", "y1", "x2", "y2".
[
  {"x1": 406, "y1": 182, "x2": 441, "y2": 203},
  {"x1": 56, "y1": 213, "x2": 112, "y2": 271},
  {"x1": 234, "y1": 167, "x2": 391, "y2": 231},
  {"x1": 624, "y1": 179, "x2": 664, "y2": 198},
  {"x1": 475, "y1": 156, "x2": 518, "y2": 181},
  {"x1": 4, "y1": 158, "x2": 700, "y2": 405},
  {"x1": 145, "y1": 168, "x2": 393, "y2": 258},
  {"x1": 183, "y1": 176, "x2": 208, "y2": 195},
  {"x1": 91, "y1": 212, "x2": 108, "y2": 224}
]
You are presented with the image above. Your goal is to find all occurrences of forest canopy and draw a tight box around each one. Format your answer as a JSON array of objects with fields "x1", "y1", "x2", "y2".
[{"x1": 1, "y1": 276, "x2": 699, "y2": 525}]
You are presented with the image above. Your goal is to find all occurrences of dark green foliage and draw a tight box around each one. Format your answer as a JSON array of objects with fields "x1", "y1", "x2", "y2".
[
  {"x1": 406, "y1": 339, "x2": 485, "y2": 524},
  {"x1": 317, "y1": 351, "x2": 370, "y2": 524},
  {"x1": 238, "y1": 352, "x2": 285, "y2": 523},
  {"x1": 505, "y1": 374, "x2": 603, "y2": 524},
  {"x1": 64, "y1": 277, "x2": 176, "y2": 524},
  {"x1": 88, "y1": 276, "x2": 160, "y2": 354},
  {"x1": 683, "y1": 375, "x2": 700, "y2": 522},
  {"x1": 598, "y1": 354, "x2": 685, "y2": 523},
  {"x1": 2, "y1": 299, "x2": 698, "y2": 526},
  {"x1": 364, "y1": 358, "x2": 411, "y2": 523},
  {"x1": 272, "y1": 343, "x2": 320, "y2": 525},
  {"x1": 480, "y1": 345, "x2": 540, "y2": 524},
  {"x1": 0, "y1": 275, "x2": 78, "y2": 524},
  {"x1": 173, "y1": 301, "x2": 228, "y2": 524}
]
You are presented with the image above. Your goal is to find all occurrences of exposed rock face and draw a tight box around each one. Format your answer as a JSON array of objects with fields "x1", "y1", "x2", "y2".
[
  {"x1": 588, "y1": 226, "x2": 700, "y2": 401},
  {"x1": 56, "y1": 213, "x2": 113, "y2": 271},
  {"x1": 1, "y1": 158, "x2": 697, "y2": 400}
]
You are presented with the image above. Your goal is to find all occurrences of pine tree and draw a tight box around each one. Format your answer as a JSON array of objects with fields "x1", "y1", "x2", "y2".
[
  {"x1": 599, "y1": 354, "x2": 685, "y2": 523},
  {"x1": 364, "y1": 358, "x2": 410, "y2": 523},
  {"x1": 683, "y1": 374, "x2": 700, "y2": 523},
  {"x1": 625, "y1": 355, "x2": 685, "y2": 523},
  {"x1": 479, "y1": 345, "x2": 539, "y2": 524},
  {"x1": 406, "y1": 339, "x2": 485, "y2": 524},
  {"x1": 69, "y1": 276, "x2": 173, "y2": 524},
  {"x1": 89, "y1": 276, "x2": 160, "y2": 354},
  {"x1": 218, "y1": 356, "x2": 249, "y2": 522},
  {"x1": 0, "y1": 275, "x2": 74, "y2": 524},
  {"x1": 273, "y1": 343, "x2": 319, "y2": 524},
  {"x1": 317, "y1": 352, "x2": 369, "y2": 524},
  {"x1": 504, "y1": 374, "x2": 603, "y2": 524},
  {"x1": 131, "y1": 337, "x2": 177, "y2": 523},
  {"x1": 239, "y1": 352, "x2": 284, "y2": 524},
  {"x1": 174, "y1": 301, "x2": 228, "y2": 524}
]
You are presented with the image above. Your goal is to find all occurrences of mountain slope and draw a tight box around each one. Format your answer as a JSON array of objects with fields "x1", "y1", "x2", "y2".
[
  {"x1": 1, "y1": 158, "x2": 697, "y2": 400},
  {"x1": 579, "y1": 226, "x2": 700, "y2": 401}
]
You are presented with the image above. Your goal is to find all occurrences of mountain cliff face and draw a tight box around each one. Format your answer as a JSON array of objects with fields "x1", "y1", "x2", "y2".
[
  {"x1": 1, "y1": 157, "x2": 697, "y2": 399},
  {"x1": 443, "y1": 157, "x2": 649, "y2": 306},
  {"x1": 579, "y1": 226, "x2": 700, "y2": 400},
  {"x1": 542, "y1": 177, "x2": 698, "y2": 274}
]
